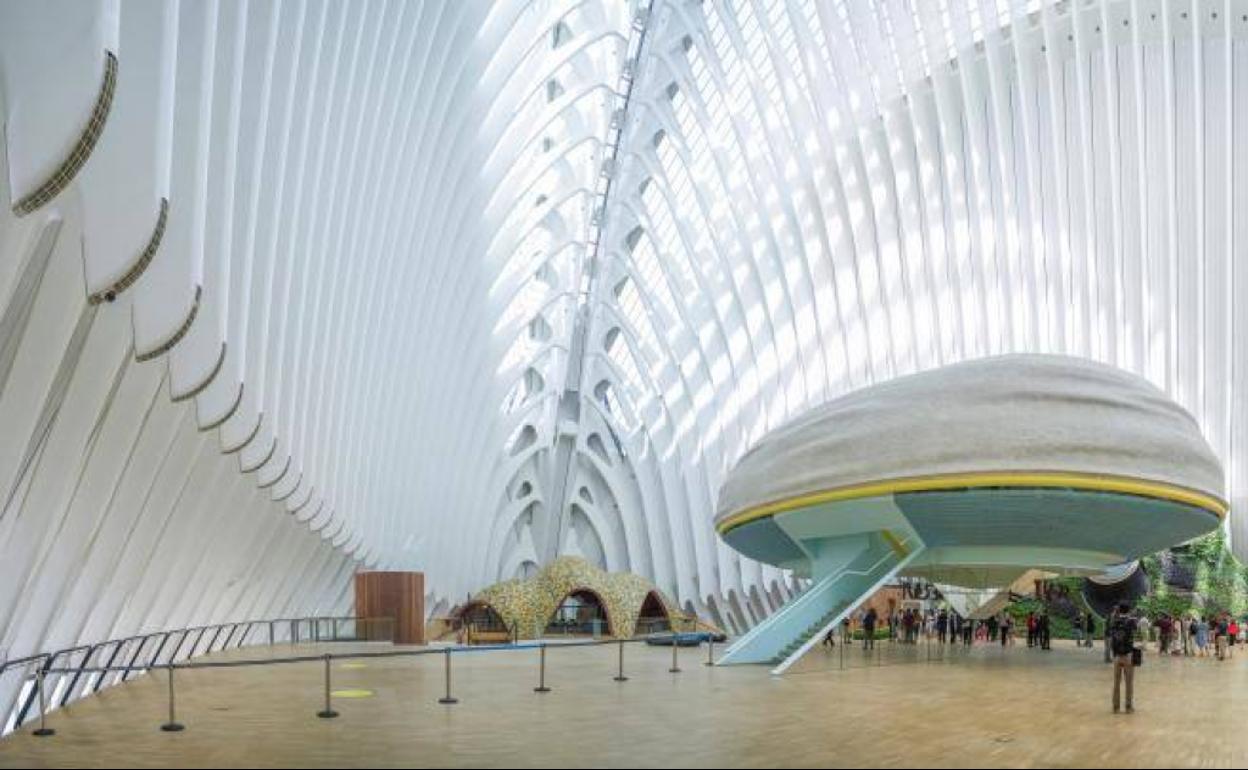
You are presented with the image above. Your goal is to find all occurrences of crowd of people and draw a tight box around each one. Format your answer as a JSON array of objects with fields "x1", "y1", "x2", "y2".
[
  {"x1": 823, "y1": 606, "x2": 1050, "y2": 649},
  {"x1": 1109, "y1": 610, "x2": 1243, "y2": 661},
  {"x1": 819, "y1": 604, "x2": 1248, "y2": 657},
  {"x1": 816, "y1": 597, "x2": 1248, "y2": 715}
]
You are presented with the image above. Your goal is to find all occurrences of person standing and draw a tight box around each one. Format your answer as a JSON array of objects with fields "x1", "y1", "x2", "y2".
[
  {"x1": 1084, "y1": 613, "x2": 1096, "y2": 648},
  {"x1": 1038, "y1": 612, "x2": 1051, "y2": 651},
  {"x1": 863, "y1": 607, "x2": 878, "y2": 651},
  {"x1": 1108, "y1": 603, "x2": 1137, "y2": 713},
  {"x1": 1026, "y1": 612, "x2": 1037, "y2": 648}
]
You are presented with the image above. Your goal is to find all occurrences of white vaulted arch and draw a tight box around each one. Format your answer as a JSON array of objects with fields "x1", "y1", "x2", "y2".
[{"x1": 4, "y1": 0, "x2": 1248, "y2": 731}]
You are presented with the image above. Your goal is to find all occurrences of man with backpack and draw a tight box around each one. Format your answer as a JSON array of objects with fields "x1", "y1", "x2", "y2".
[{"x1": 1109, "y1": 603, "x2": 1138, "y2": 714}]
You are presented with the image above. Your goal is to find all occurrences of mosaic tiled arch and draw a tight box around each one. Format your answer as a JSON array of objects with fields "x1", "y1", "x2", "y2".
[{"x1": 462, "y1": 556, "x2": 682, "y2": 639}]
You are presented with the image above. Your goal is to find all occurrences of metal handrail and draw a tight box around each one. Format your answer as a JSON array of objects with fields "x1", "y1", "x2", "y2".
[
  {"x1": 7, "y1": 615, "x2": 708, "y2": 737},
  {"x1": 9, "y1": 616, "x2": 706, "y2": 736},
  {"x1": 39, "y1": 634, "x2": 691, "y2": 674},
  {"x1": 1, "y1": 615, "x2": 393, "y2": 732},
  {"x1": 34, "y1": 620, "x2": 708, "y2": 730}
]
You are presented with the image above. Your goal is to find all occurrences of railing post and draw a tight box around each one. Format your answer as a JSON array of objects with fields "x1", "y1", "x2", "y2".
[
  {"x1": 160, "y1": 664, "x2": 184, "y2": 732},
  {"x1": 149, "y1": 634, "x2": 172, "y2": 671},
  {"x1": 60, "y1": 646, "x2": 99, "y2": 708},
  {"x1": 122, "y1": 636, "x2": 149, "y2": 682},
  {"x1": 705, "y1": 633, "x2": 714, "y2": 666},
  {"x1": 190, "y1": 627, "x2": 209, "y2": 658},
  {"x1": 94, "y1": 642, "x2": 128, "y2": 693},
  {"x1": 669, "y1": 631, "x2": 681, "y2": 673},
  {"x1": 32, "y1": 668, "x2": 54, "y2": 737},
  {"x1": 534, "y1": 643, "x2": 551, "y2": 693},
  {"x1": 332, "y1": 618, "x2": 339, "y2": 642},
  {"x1": 316, "y1": 654, "x2": 338, "y2": 719},
  {"x1": 438, "y1": 648, "x2": 458, "y2": 704},
  {"x1": 205, "y1": 626, "x2": 226, "y2": 654},
  {"x1": 268, "y1": 622, "x2": 275, "y2": 647},
  {"x1": 613, "y1": 639, "x2": 628, "y2": 682}
]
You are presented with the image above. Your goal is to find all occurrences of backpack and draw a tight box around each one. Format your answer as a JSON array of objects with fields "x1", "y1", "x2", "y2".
[{"x1": 1109, "y1": 618, "x2": 1134, "y2": 657}]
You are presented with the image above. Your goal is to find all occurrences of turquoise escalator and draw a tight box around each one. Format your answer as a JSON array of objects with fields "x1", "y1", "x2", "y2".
[{"x1": 716, "y1": 531, "x2": 922, "y2": 674}]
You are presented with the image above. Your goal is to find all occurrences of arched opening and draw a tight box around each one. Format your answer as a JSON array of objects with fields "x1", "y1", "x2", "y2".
[
  {"x1": 635, "y1": 590, "x2": 671, "y2": 635},
  {"x1": 545, "y1": 589, "x2": 610, "y2": 637},
  {"x1": 455, "y1": 602, "x2": 511, "y2": 645}
]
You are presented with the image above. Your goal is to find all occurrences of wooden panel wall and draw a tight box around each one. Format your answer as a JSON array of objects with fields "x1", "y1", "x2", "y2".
[{"x1": 354, "y1": 571, "x2": 425, "y2": 645}]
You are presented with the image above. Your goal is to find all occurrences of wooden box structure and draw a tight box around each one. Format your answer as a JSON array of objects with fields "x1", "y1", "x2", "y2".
[{"x1": 354, "y1": 571, "x2": 425, "y2": 644}]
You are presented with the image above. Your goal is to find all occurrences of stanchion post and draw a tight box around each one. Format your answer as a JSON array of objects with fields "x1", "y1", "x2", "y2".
[
  {"x1": 669, "y1": 631, "x2": 681, "y2": 673},
  {"x1": 160, "y1": 664, "x2": 184, "y2": 732},
  {"x1": 438, "y1": 648, "x2": 458, "y2": 704},
  {"x1": 534, "y1": 643, "x2": 551, "y2": 693},
  {"x1": 316, "y1": 654, "x2": 338, "y2": 719},
  {"x1": 705, "y1": 634, "x2": 714, "y2": 667},
  {"x1": 614, "y1": 639, "x2": 628, "y2": 682},
  {"x1": 32, "y1": 668, "x2": 54, "y2": 737}
]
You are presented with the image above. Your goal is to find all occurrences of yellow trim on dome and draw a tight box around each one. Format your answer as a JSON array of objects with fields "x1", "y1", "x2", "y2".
[{"x1": 716, "y1": 471, "x2": 1228, "y2": 536}]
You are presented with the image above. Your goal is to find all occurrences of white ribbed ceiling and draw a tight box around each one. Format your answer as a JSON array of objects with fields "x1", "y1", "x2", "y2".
[{"x1": 0, "y1": 0, "x2": 1244, "y2": 639}]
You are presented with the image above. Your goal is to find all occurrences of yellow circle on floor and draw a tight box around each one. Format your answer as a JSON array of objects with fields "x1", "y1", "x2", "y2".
[{"x1": 331, "y1": 689, "x2": 375, "y2": 699}]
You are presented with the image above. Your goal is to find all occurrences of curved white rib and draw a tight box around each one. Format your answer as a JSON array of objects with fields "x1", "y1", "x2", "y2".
[{"x1": 2, "y1": 0, "x2": 1247, "y2": 696}]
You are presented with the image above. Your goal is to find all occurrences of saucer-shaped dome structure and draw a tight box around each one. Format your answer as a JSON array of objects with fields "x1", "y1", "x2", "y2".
[{"x1": 716, "y1": 355, "x2": 1226, "y2": 578}]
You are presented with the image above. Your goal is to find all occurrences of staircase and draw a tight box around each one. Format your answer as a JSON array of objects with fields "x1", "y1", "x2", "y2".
[
  {"x1": 768, "y1": 600, "x2": 852, "y2": 664},
  {"x1": 717, "y1": 531, "x2": 922, "y2": 673}
]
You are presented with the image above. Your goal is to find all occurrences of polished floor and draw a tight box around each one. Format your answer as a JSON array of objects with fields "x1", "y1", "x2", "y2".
[{"x1": 1, "y1": 638, "x2": 1245, "y2": 768}]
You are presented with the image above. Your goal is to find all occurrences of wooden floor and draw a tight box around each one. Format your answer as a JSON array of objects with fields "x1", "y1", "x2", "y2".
[{"x1": 1, "y1": 638, "x2": 1246, "y2": 768}]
